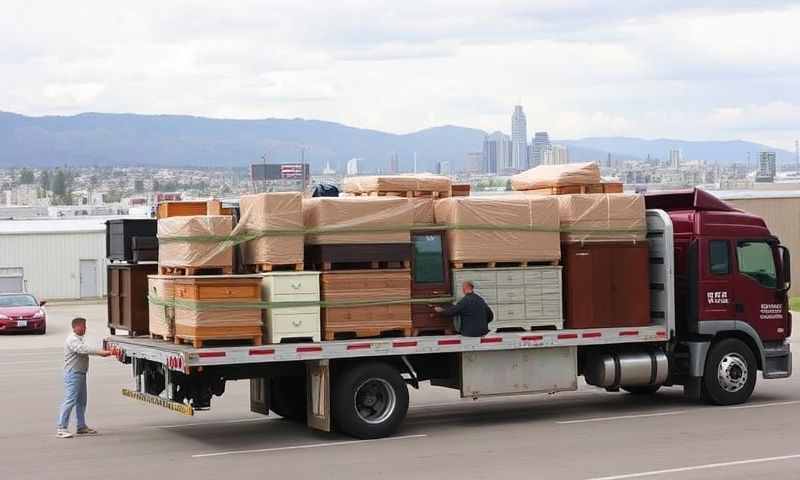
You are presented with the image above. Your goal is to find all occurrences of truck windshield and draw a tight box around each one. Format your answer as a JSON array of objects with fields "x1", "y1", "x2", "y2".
[
  {"x1": 0, "y1": 294, "x2": 38, "y2": 307},
  {"x1": 736, "y1": 241, "x2": 777, "y2": 288}
]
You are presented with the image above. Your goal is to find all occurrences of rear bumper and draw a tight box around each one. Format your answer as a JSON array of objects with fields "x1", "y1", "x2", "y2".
[{"x1": 763, "y1": 341, "x2": 792, "y2": 379}]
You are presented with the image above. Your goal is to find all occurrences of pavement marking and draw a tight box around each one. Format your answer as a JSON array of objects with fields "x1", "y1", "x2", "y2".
[
  {"x1": 153, "y1": 417, "x2": 271, "y2": 429},
  {"x1": 557, "y1": 410, "x2": 688, "y2": 424},
  {"x1": 585, "y1": 453, "x2": 800, "y2": 479},
  {"x1": 191, "y1": 433, "x2": 428, "y2": 458},
  {"x1": 727, "y1": 400, "x2": 800, "y2": 410}
]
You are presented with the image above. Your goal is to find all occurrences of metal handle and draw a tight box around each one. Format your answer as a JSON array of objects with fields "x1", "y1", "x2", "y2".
[
  {"x1": 291, "y1": 282, "x2": 301, "y2": 289},
  {"x1": 292, "y1": 319, "x2": 303, "y2": 327}
]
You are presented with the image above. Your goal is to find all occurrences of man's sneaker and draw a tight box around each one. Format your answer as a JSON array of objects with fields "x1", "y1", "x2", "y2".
[
  {"x1": 76, "y1": 427, "x2": 98, "y2": 435},
  {"x1": 56, "y1": 429, "x2": 73, "y2": 439}
]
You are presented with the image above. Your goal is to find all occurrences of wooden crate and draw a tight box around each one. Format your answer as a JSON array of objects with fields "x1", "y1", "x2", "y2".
[
  {"x1": 320, "y1": 269, "x2": 412, "y2": 340},
  {"x1": 157, "y1": 200, "x2": 232, "y2": 219},
  {"x1": 148, "y1": 275, "x2": 176, "y2": 340},
  {"x1": 450, "y1": 184, "x2": 471, "y2": 197},
  {"x1": 306, "y1": 243, "x2": 412, "y2": 271},
  {"x1": 107, "y1": 263, "x2": 158, "y2": 336}
]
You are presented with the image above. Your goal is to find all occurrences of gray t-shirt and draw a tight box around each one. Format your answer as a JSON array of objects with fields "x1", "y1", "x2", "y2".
[{"x1": 64, "y1": 332, "x2": 101, "y2": 372}]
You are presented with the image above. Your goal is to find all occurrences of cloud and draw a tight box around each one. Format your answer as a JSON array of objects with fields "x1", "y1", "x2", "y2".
[{"x1": 1, "y1": 1, "x2": 800, "y2": 149}]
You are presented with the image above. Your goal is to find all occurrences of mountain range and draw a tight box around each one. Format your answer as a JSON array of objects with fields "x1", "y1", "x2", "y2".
[{"x1": 0, "y1": 111, "x2": 794, "y2": 172}]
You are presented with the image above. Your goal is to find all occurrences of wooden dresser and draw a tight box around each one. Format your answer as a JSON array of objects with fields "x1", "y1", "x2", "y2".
[
  {"x1": 320, "y1": 269, "x2": 412, "y2": 340},
  {"x1": 172, "y1": 275, "x2": 263, "y2": 347},
  {"x1": 259, "y1": 272, "x2": 321, "y2": 343},
  {"x1": 452, "y1": 266, "x2": 563, "y2": 331}
]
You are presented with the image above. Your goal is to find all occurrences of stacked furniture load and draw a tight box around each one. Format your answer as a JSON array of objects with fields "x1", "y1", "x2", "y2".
[
  {"x1": 435, "y1": 195, "x2": 564, "y2": 332},
  {"x1": 511, "y1": 162, "x2": 649, "y2": 330},
  {"x1": 340, "y1": 175, "x2": 453, "y2": 335},
  {"x1": 239, "y1": 192, "x2": 305, "y2": 272},
  {"x1": 511, "y1": 162, "x2": 622, "y2": 195},
  {"x1": 151, "y1": 198, "x2": 274, "y2": 347},
  {"x1": 105, "y1": 219, "x2": 159, "y2": 337},
  {"x1": 304, "y1": 195, "x2": 415, "y2": 340}
]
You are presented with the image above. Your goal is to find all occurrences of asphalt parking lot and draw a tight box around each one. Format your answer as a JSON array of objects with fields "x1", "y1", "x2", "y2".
[{"x1": 1, "y1": 302, "x2": 799, "y2": 480}]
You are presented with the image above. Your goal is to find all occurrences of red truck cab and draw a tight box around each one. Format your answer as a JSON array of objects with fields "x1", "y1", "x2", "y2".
[{"x1": 647, "y1": 189, "x2": 792, "y2": 402}]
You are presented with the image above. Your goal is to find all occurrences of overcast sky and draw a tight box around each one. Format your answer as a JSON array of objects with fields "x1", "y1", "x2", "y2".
[{"x1": 2, "y1": 1, "x2": 799, "y2": 149}]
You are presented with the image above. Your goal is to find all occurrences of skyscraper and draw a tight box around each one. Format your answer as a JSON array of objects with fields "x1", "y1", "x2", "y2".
[
  {"x1": 482, "y1": 131, "x2": 512, "y2": 174},
  {"x1": 757, "y1": 151, "x2": 776, "y2": 182},
  {"x1": 465, "y1": 152, "x2": 482, "y2": 174},
  {"x1": 511, "y1": 106, "x2": 528, "y2": 170},
  {"x1": 669, "y1": 149, "x2": 682, "y2": 169},
  {"x1": 388, "y1": 152, "x2": 399, "y2": 173},
  {"x1": 346, "y1": 158, "x2": 361, "y2": 176},
  {"x1": 552, "y1": 144, "x2": 569, "y2": 165},
  {"x1": 532, "y1": 131, "x2": 551, "y2": 167}
]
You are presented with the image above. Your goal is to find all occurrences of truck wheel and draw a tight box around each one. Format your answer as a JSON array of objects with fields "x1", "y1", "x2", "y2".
[
  {"x1": 622, "y1": 385, "x2": 661, "y2": 395},
  {"x1": 270, "y1": 376, "x2": 307, "y2": 422},
  {"x1": 333, "y1": 362, "x2": 409, "y2": 439},
  {"x1": 702, "y1": 338, "x2": 757, "y2": 405}
]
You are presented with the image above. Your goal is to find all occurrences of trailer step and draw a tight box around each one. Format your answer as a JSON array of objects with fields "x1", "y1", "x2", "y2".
[{"x1": 121, "y1": 388, "x2": 194, "y2": 416}]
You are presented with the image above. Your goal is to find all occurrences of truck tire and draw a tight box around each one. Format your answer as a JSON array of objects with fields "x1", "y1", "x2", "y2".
[
  {"x1": 622, "y1": 385, "x2": 661, "y2": 395},
  {"x1": 702, "y1": 338, "x2": 757, "y2": 406},
  {"x1": 270, "y1": 376, "x2": 307, "y2": 422},
  {"x1": 333, "y1": 362, "x2": 409, "y2": 439}
]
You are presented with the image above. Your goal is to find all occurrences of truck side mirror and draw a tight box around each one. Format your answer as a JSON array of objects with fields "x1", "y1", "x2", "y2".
[{"x1": 778, "y1": 245, "x2": 791, "y2": 292}]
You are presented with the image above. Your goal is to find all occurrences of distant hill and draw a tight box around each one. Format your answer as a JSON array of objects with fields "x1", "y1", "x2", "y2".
[{"x1": 0, "y1": 111, "x2": 792, "y2": 171}]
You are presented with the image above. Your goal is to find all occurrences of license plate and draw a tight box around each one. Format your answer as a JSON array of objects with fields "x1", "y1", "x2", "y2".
[{"x1": 16, "y1": 320, "x2": 27, "y2": 327}]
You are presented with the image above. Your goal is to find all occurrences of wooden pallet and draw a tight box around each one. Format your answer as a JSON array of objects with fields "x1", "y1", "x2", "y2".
[
  {"x1": 352, "y1": 190, "x2": 450, "y2": 198},
  {"x1": 173, "y1": 324, "x2": 262, "y2": 348},
  {"x1": 450, "y1": 260, "x2": 559, "y2": 269},
  {"x1": 245, "y1": 262, "x2": 304, "y2": 273},
  {"x1": 412, "y1": 327, "x2": 456, "y2": 336},
  {"x1": 324, "y1": 327, "x2": 412, "y2": 341},
  {"x1": 159, "y1": 265, "x2": 234, "y2": 276},
  {"x1": 314, "y1": 260, "x2": 411, "y2": 271},
  {"x1": 491, "y1": 322, "x2": 562, "y2": 333},
  {"x1": 524, "y1": 182, "x2": 623, "y2": 195}
]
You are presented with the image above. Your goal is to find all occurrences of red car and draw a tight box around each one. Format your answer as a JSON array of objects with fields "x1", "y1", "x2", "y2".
[{"x1": 0, "y1": 293, "x2": 47, "y2": 334}]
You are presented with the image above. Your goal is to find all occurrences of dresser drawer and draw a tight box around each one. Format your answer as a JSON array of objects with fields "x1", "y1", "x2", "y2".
[
  {"x1": 498, "y1": 287, "x2": 526, "y2": 303},
  {"x1": 454, "y1": 269, "x2": 497, "y2": 283},
  {"x1": 471, "y1": 287, "x2": 497, "y2": 303},
  {"x1": 496, "y1": 270, "x2": 524, "y2": 286},
  {"x1": 526, "y1": 302, "x2": 543, "y2": 316},
  {"x1": 174, "y1": 279, "x2": 261, "y2": 301},
  {"x1": 525, "y1": 285, "x2": 543, "y2": 299},
  {"x1": 268, "y1": 311, "x2": 321, "y2": 335},
  {"x1": 271, "y1": 292, "x2": 320, "y2": 304},
  {"x1": 498, "y1": 304, "x2": 526, "y2": 321},
  {"x1": 270, "y1": 274, "x2": 320, "y2": 296}
]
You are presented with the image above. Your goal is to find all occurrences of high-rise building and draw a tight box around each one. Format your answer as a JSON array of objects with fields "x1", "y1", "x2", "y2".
[
  {"x1": 669, "y1": 149, "x2": 682, "y2": 169},
  {"x1": 437, "y1": 160, "x2": 450, "y2": 176},
  {"x1": 540, "y1": 144, "x2": 554, "y2": 165},
  {"x1": 465, "y1": 152, "x2": 482, "y2": 174},
  {"x1": 532, "y1": 131, "x2": 551, "y2": 167},
  {"x1": 482, "y1": 131, "x2": 511, "y2": 174},
  {"x1": 346, "y1": 158, "x2": 361, "y2": 176},
  {"x1": 388, "y1": 152, "x2": 399, "y2": 174},
  {"x1": 511, "y1": 106, "x2": 528, "y2": 170},
  {"x1": 552, "y1": 144, "x2": 569, "y2": 165},
  {"x1": 756, "y1": 151, "x2": 776, "y2": 182}
]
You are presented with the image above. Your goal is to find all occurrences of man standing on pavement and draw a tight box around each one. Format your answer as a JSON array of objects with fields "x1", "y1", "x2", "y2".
[
  {"x1": 434, "y1": 281, "x2": 493, "y2": 337},
  {"x1": 57, "y1": 317, "x2": 112, "y2": 438}
]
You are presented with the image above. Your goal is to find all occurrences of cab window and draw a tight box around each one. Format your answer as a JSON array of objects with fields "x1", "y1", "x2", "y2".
[
  {"x1": 709, "y1": 240, "x2": 730, "y2": 275},
  {"x1": 736, "y1": 241, "x2": 777, "y2": 288}
]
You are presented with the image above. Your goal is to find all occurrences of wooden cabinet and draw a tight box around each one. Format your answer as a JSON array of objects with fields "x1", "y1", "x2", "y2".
[
  {"x1": 452, "y1": 266, "x2": 563, "y2": 331},
  {"x1": 106, "y1": 219, "x2": 157, "y2": 263},
  {"x1": 562, "y1": 242, "x2": 650, "y2": 329},
  {"x1": 107, "y1": 263, "x2": 158, "y2": 336},
  {"x1": 260, "y1": 272, "x2": 321, "y2": 343},
  {"x1": 410, "y1": 231, "x2": 453, "y2": 334},
  {"x1": 321, "y1": 270, "x2": 412, "y2": 340}
]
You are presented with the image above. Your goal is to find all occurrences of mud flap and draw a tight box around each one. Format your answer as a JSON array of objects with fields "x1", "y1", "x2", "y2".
[
  {"x1": 249, "y1": 377, "x2": 271, "y2": 415},
  {"x1": 307, "y1": 360, "x2": 331, "y2": 432}
]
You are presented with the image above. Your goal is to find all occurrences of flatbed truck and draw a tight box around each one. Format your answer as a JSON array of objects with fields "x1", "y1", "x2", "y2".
[{"x1": 105, "y1": 189, "x2": 792, "y2": 439}]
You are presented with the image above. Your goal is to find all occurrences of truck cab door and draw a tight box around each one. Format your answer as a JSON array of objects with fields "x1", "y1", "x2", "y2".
[
  {"x1": 730, "y1": 240, "x2": 787, "y2": 342},
  {"x1": 698, "y1": 239, "x2": 736, "y2": 323}
]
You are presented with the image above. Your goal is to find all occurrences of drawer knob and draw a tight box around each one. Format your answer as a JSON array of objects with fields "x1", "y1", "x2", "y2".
[
  {"x1": 292, "y1": 319, "x2": 303, "y2": 327},
  {"x1": 291, "y1": 282, "x2": 301, "y2": 289}
]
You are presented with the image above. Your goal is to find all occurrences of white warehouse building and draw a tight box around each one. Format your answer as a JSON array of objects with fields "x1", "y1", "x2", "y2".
[{"x1": 0, "y1": 217, "x2": 122, "y2": 300}]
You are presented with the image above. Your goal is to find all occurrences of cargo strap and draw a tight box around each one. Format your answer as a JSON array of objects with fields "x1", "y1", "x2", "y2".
[{"x1": 148, "y1": 294, "x2": 457, "y2": 312}]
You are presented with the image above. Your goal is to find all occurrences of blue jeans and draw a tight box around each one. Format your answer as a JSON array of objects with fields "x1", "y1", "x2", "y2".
[{"x1": 57, "y1": 369, "x2": 87, "y2": 430}]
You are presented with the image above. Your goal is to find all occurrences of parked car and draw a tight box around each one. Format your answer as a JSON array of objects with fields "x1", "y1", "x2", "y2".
[{"x1": 0, "y1": 293, "x2": 47, "y2": 334}]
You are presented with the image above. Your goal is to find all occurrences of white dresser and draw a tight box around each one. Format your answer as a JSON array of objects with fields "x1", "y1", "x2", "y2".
[
  {"x1": 452, "y1": 266, "x2": 563, "y2": 331},
  {"x1": 260, "y1": 272, "x2": 321, "y2": 343}
]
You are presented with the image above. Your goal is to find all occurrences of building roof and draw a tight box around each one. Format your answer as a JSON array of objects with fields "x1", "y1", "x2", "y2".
[{"x1": 0, "y1": 216, "x2": 149, "y2": 235}]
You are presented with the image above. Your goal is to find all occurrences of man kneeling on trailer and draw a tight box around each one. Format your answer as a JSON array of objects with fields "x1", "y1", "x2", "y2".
[{"x1": 434, "y1": 280, "x2": 493, "y2": 337}]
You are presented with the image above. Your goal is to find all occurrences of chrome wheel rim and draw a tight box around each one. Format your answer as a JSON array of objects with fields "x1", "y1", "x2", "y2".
[
  {"x1": 354, "y1": 378, "x2": 396, "y2": 424},
  {"x1": 717, "y1": 353, "x2": 748, "y2": 393}
]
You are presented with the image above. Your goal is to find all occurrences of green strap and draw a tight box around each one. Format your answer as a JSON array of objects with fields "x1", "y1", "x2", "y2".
[{"x1": 149, "y1": 294, "x2": 456, "y2": 312}]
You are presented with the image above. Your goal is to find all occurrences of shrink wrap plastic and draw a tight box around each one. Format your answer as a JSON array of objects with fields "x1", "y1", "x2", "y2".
[
  {"x1": 434, "y1": 196, "x2": 561, "y2": 263},
  {"x1": 148, "y1": 276, "x2": 175, "y2": 338},
  {"x1": 511, "y1": 162, "x2": 601, "y2": 191},
  {"x1": 239, "y1": 192, "x2": 304, "y2": 265},
  {"x1": 303, "y1": 196, "x2": 415, "y2": 244},
  {"x1": 158, "y1": 215, "x2": 234, "y2": 268},
  {"x1": 343, "y1": 174, "x2": 452, "y2": 194},
  {"x1": 556, "y1": 194, "x2": 646, "y2": 242},
  {"x1": 411, "y1": 197, "x2": 435, "y2": 225}
]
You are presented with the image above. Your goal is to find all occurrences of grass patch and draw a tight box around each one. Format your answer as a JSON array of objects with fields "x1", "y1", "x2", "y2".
[{"x1": 791, "y1": 297, "x2": 800, "y2": 312}]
